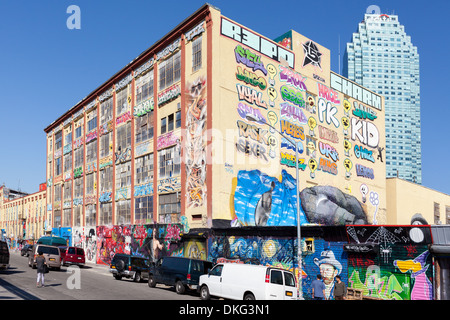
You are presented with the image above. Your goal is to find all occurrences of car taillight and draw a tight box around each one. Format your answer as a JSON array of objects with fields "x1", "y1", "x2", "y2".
[
  {"x1": 265, "y1": 271, "x2": 270, "y2": 283},
  {"x1": 128, "y1": 266, "x2": 132, "y2": 271},
  {"x1": 187, "y1": 274, "x2": 191, "y2": 280}
]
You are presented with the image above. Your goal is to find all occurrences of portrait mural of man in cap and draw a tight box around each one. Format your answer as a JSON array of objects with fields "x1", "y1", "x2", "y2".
[{"x1": 314, "y1": 249, "x2": 343, "y2": 300}]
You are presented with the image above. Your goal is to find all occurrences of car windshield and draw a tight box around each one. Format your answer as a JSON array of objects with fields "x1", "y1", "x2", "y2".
[{"x1": 39, "y1": 246, "x2": 59, "y2": 255}]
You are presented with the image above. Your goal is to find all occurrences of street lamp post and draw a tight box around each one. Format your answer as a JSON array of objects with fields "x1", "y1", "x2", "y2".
[{"x1": 245, "y1": 115, "x2": 304, "y2": 300}]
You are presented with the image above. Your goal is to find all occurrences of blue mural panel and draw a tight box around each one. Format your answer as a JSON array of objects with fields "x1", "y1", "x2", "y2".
[{"x1": 233, "y1": 169, "x2": 308, "y2": 227}]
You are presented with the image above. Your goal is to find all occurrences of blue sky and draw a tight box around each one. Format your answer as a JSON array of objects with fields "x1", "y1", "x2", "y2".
[{"x1": 0, "y1": 0, "x2": 449, "y2": 196}]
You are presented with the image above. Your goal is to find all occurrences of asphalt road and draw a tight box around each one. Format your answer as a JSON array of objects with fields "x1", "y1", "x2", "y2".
[{"x1": 0, "y1": 251, "x2": 201, "y2": 300}]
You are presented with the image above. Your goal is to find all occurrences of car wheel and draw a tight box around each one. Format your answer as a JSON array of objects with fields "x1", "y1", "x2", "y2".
[
  {"x1": 175, "y1": 280, "x2": 186, "y2": 294},
  {"x1": 134, "y1": 272, "x2": 141, "y2": 283},
  {"x1": 244, "y1": 293, "x2": 255, "y2": 300},
  {"x1": 148, "y1": 275, "x2": 156, "y2": 288},
  {"x1": 114, "y1": 274, "x2": 122, "y2": 280},
  {"x1": 200, "y1": 285, "x2": 210, "y2": 300}
]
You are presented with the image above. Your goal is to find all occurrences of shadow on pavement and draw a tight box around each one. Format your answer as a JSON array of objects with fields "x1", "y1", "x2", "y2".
[{"x1": 0, "y1": 277, "x2": 41, "y2": 300}]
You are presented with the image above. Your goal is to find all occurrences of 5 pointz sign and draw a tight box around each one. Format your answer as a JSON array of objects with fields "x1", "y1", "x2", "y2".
[{"x1": 302, "y1": 40, "x2": 322, "y2": 70}]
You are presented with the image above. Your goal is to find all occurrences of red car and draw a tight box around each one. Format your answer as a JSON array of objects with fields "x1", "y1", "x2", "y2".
[{"x1": 62, "y1": 246, "x2": 85, "y2": 267}]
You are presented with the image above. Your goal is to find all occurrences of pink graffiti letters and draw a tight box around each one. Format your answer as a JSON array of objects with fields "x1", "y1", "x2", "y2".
[
  {"x1": 318, "y1": 83, "x2": 340, "y2": 104},
  {"x1": 279, "y1": 65, "x2": 307, "y2": 91}
]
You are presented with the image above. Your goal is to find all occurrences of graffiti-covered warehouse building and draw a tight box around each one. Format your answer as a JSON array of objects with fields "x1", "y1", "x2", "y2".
[{"x1": 40, "y1": 3, "x2": 433, "y2": 298}]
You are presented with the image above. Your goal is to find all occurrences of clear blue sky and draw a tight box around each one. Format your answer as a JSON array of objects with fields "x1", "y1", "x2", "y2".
[{"x1": 0, "y1": 0, "x2": 449, "y2": 196}]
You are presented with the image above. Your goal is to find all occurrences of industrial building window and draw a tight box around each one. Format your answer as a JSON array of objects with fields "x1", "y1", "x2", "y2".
[
  {"x1": 116, "y1": 122, "x2": 131, "y2": 153},
  {"x1": 99, "y1": 202, "x2": 112, "y2": 226},
  {"x1": 73, "y1": 206, "x2": 81, "y2": 227},
  {"x1": 159, "y1": 51, "x2": 181, "y2": 90},
  {"x1": 446, "y1": 206, "x2": 450, "y2": 224},
  {"x1": 192, "y1": 36, "x2": 202, "y2": 72},
  {"x1": 74, "y1": 177, "x2": 83, "y2": 198},
  {"x1": 135, "y1": 153, "x2": 154, "y2": 185},
  {"x1": 160, "y1": 110, "x2": 181, "y2": 135},
  {"x1": 116, "y1": 86, "x2": 130, "y2": 116},
  {"x1": 54, "y1": 185, "x2": 62, "y2": 202},
  {"x1": 64, "y1": 152, "x2": 72, "y2": 173},
  {"x1": 136, "y1": 71, "x2": 154, "y2": 104},
  {"x1": 116, "y1": 200, "x2": 131, "y2": 225},
  {"x1": 100, "y1": 132, "x2": 112, "y2": 158},
  {"x1": 159, "y1": 192, "x2": 180, "y2": 223},
  {"x1": 56, "y1": 157, "x2": 62, "y2": 176},
  {"x1": 63, "y1": 208, "x2": 71, "y2": 227},
  {"x1": 86, "y1": 173, "x2": 96, "y2": 195},
  {"x1": 74, "y1": 147, "x2": 84, "y2": 168},
  {"x1": 87, "y1": 114, "x2": 97, "y2": 132},
  {"x1": 135, "y1": 196, "x2": 153, "y2": 224},
  {"x1": 55, "y1": 131, "x2": 62, "y2": 150},
  {"x1": 135, "y1": 112, "x2": 154, "y2": 144},
  {"x1": 54, "y1": 210, "x2": 61, "y2": 228},
  {"x1": 75, "y1": 126, "x2": 83, "y2": 139},
  {"x1": 65, "y1": 131, "x2": 72, "y2": 146},
  {"x1": 100, "y1": 166, "x2": 113, "y2": 192},
  {"x1": 158, "y1": 145, "x2": 180, "y2": 179},
  {"x1": 434, "y1": 202, "x2": 441, "y2": 224},
  {"x1": 86, "y1": 140, "x2": 97, "y2": 164},
  {"x1": 85, "y1": 204, "x2": 96, "y2": 226},
  {"x1": 161, "y1": 117, "x2": 167, "y2": 134},
  {"x1": 100, "y1": 97, "x2": 113, "y2": 124},
  {"x1": 115, "y1": 162, "x2": 131, "y2": 189},
  {"x1": 64, "y1": 183, "x2": 72, "y2": 201}
]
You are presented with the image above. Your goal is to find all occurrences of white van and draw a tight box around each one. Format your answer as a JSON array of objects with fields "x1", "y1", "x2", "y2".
[{"x1": 199, "y1": 263, "x2": 297, "y2": 300}]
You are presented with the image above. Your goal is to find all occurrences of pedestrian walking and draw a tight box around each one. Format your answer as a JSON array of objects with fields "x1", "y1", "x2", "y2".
[
  {"x1": 36, "y1": 250, "x2": 47, "y2": 288},
  {"x1": 333, "y1": 275, "x2": 347, "y2": 300},
  {"x1": 311, "y1": 274, "x2": 326, "y2": 300}
]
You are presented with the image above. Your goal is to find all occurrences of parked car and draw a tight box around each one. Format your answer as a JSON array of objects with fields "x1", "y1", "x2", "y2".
[
  {"x1": 148, "y1": 256, "x2": 213, "y2": 294},
  {"x1": 21, "y1": 244, "x2": 33, "y2": 257},
  {"x1": 0, "y1": 240, "x2": 10, "y2": 270},
  {"x1": 199, "y1": 263, "x2": 297, "y2": 300},
  {"x1": 37, "y1": 236, "x2": 67, "y2": 263},
  {"x1": 28, "y1": 244, "x2": 62, "y2": 270},
  {"x1": 62, "y1": 247, "x2": 85, "y2": 267},
  {"x1": 109, "y1": 253, "x2": 151, "y2": 282}
]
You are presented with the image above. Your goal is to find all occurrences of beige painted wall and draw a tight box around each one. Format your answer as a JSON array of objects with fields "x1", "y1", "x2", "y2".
[
  {"x1": 386, "y1": 178, "x2": 450, "y2": 225},
  {"x1": 210, "y1": 10, "x2": 386, "y2": 226}
]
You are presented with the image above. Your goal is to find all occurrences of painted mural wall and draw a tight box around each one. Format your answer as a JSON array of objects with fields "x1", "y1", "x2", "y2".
[{"x1": 212, "y1": 15, "x2": 386, "y2": 227}]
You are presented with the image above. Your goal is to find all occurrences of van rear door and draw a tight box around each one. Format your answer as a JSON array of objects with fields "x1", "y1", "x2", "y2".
[{"x1": 266, "y1": 269, "x2": 285, "y2": 300}]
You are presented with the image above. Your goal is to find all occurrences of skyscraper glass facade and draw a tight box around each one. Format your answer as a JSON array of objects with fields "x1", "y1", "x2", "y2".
[{"x1": 343, "y1": 13, "x2": 421, "y2": 184}]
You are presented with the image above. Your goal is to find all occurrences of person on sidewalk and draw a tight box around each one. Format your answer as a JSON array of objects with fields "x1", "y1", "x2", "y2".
[
  {"x1": 311, "y1": 274, "x2": 326, "y2": 300},
  {"x1": 333, "y1": 275, "x2": 347, "y2": 300},
  {"x1": 36, "y1": 251, "x2": 47, "y2": 288}
]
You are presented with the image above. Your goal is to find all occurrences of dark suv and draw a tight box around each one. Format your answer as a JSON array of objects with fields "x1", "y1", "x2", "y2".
[
  {"x1": 0, "y1": 240, "x2": 9, "y2": 270},
  {"x1": 148, "y1": 256, "x2": 213, "y2": 294},
  {"x1": 109, "y1": 253, "x2": 151, "y2": 282}
]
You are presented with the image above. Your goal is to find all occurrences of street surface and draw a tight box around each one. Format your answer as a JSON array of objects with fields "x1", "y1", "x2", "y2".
[{"x1": 0, "y1": 251, "x2": 200, "y2": 300}]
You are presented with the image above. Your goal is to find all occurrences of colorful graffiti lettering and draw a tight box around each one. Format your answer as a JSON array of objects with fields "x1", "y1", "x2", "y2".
[
  {"x1": 318, "y1": 83, "x2": 340, "y2": 104},
  {"x1": 280, "y1": 85, "x2": 305, "y2": 108},
  {"x1": 318, "y1": 125, "x2": 339, "y2": 144},
  {"x1": 355, "y1": 164, "x2": 374, "y2": 180},
  {"x1": 280, "y1": 120, "x2": 305, "y2": 140},
  {"x1": 280, "y1": 152, "x2": 307, "y2": 170},
  {"x1": 236, "y1": 66, "x2": 267, "y2": 90},
  {"x1": 237, "y1": 120, "x2": 269, "y2": 145},
  {"x1": 318, "y1": 141, "x2": 339, "y2": 162},
  {"x1": 279, "y1": 65, "x2": 307, "y2": 91},
  {"x1": 353, "y1": 101, "x2": 377, "y2": 121},
  {"x1": 318, "y1": 157, "x2": 338, "y2": 175},
  {"x1": 351, "y1": 118, "x2": 380, "y2": 148},
  {"x1": 234, "y1": 44, "x2": 267, "y2": 75},
  {"x1": 236, "y1": 84, "x2": 267, "y2": 109},
  {"x1": 235, "y1": 138, "x2": 268, "y2": 162},
  {"x1": 318, "y1": 98, "x2": 339, "y2": 128},
  {"x1": 280, "y1": 102, "x2": 307, "y2": 125},
  {"x1": 116, "y1": 111, "x2": 132, "y2": 126},
  {"x1": 237, "y1": 102, "x2": 267, "y2": 125}
]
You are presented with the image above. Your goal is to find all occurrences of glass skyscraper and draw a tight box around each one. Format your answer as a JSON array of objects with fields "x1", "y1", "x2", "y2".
[{"x1": 343, "y1": 13, "x2": 421, "y2": 184}]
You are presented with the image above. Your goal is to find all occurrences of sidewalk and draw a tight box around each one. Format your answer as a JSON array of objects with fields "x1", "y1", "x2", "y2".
[{"x1": 0, "y1": 280, "x2": 23, "y2": 300}]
